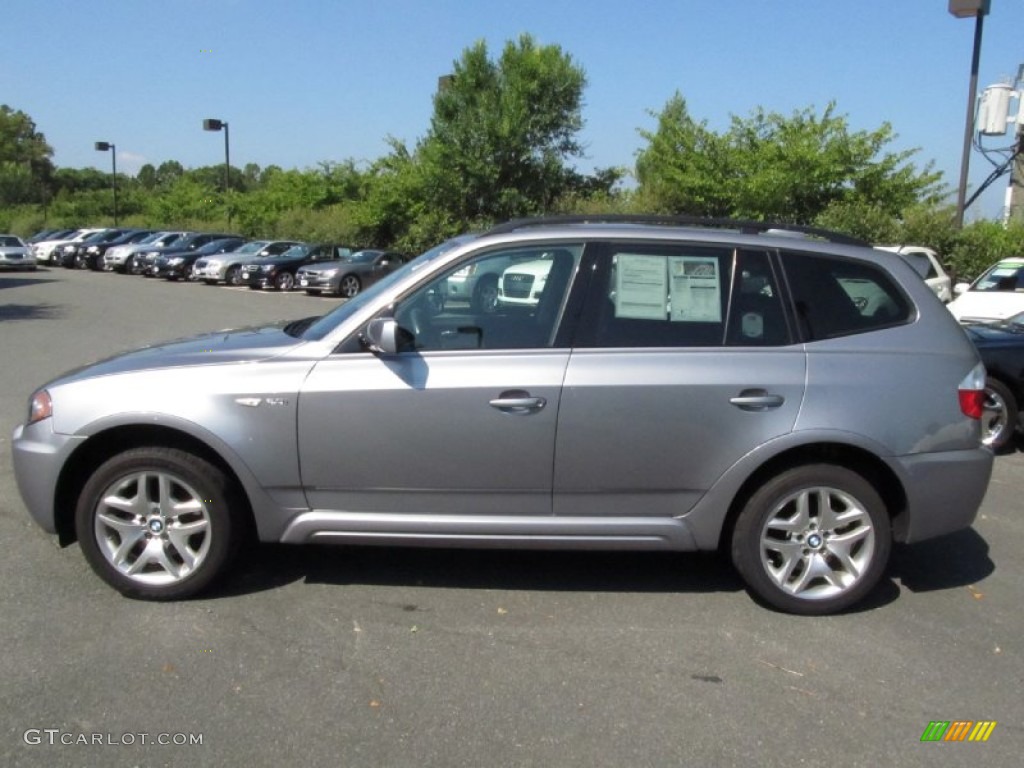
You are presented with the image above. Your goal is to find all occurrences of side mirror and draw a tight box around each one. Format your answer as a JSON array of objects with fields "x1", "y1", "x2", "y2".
[
  {"x1": 954, "y1": 282, "x2": 970, "y2": 296},
  {"x1": 363, "y1": 317, "x2": 399, "y2": 355}
]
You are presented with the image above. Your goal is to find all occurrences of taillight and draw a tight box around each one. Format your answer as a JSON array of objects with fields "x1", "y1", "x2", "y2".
[{"x1": 958, "y1": 362, "x2": 986, "y2": 420}]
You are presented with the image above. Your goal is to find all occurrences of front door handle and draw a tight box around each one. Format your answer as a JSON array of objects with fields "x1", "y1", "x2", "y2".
[
  {"x1": 729, "y1": 388, "x2": 785, "y2": 411},
  {"x1": 490, "y1": 389, "x2": 547, "y2": 414}
]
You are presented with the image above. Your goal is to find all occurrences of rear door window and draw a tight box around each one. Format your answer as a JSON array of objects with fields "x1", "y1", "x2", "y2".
[
  {"x1": 780, "y1": 250, "x2": 911, "y2": 340},
  {"x1": 574, "y1": 244, "x2": 790, "y2": 347}
]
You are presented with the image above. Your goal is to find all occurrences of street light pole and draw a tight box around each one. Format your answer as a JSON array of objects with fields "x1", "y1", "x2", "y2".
[
  {"x1": 202, "y1": 118, "x2": 231, "y2": 227},
  {"x1": 94, "y1": 141, "x2": 118, "y2": 225},
  {"x1": 949, "y1": 0, "x2": 990, "y2": 228}
]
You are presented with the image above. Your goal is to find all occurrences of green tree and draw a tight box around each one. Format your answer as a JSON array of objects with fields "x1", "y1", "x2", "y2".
[
  {"x1": 419, "y1": 34, "x2": 588, "y2": 227},
  {"x1": 0, "y1": 105, "x2": 55, "y2": 205},
  {"x1": 636, "y1": 94, "x2": 944, "y2": 223}
]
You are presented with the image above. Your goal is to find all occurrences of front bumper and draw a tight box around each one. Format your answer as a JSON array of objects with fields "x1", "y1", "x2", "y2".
[
  {"x1": 11, "y1": 420, "x2": 83, "y2": 535},
  {"x1": 0, "y1": 255, "x2": 36, "y2": 269},
  {"x1": 296, "y1": 273, "x2": 336, "y2": 290}
]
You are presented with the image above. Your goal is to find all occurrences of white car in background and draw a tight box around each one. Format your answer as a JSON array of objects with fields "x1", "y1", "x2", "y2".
[
  {"x1": 875, "y1": 246, "x2": 952, "y2": 303},
  {"x1": 31, "y1": 228, "x2": 106, "y2": 265},
  {"x1": 948, "y1": 256, "x2": 1024, "y2": 323}
]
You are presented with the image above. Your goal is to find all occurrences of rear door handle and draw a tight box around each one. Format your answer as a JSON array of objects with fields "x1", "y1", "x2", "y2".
[
  {"x1": 490, "y1": 389, "x2": 547, "y2": 414},
  {"x1": 729, "y1": 389, "x2": 785, "y2": 411}
]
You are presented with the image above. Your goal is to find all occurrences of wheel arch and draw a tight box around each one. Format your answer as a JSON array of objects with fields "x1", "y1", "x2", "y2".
[
  {"x1": 54, "y1": 424, "x2": 256, "y2": 546},
  {"x1": 716, "y1": 442, "x2": 908, "y2": 552}
]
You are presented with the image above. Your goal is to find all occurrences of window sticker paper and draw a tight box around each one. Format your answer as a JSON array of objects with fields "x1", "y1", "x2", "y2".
[{"x1": 669, "y1": 256, "x2": 721, "y2": 322}]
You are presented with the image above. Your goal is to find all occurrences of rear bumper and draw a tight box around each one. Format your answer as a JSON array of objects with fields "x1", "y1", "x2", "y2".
[{"x1": 892, "y1": 447, "x2": 993, "y2": 543}]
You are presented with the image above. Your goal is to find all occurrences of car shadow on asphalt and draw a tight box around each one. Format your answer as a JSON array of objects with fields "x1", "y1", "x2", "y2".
[
  {"x1": 212, "y1": 527, "x2": 994, "y2": 613},
  {"x1": 887, "y1": 528, "x2": 994, "y2": 594},
  {"x1": 0, "y1": 274, "x2": 57, "y2": 290},
  {"x1": 0, "y1": 302, "x2": 63, "y2": 320},
  {"x1": 217, "y1": 545, "x2": 746, "y2": 599}
]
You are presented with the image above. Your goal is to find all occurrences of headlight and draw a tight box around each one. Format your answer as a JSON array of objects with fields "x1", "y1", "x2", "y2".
[
  {"x1": 87, "y1": 246, "x2": 99, "y2": 253},
  {"x1": 168, "y1": 257, "x2": 184, "y2": 265},
  {"x1": 208, "y1": 260, "x2": 222, "y2": 269},
  {"x1": 62, "y1": 245, "x2": 76, "y2": 252},
  {"x1": 261, "y1": 264, "x2": 276, "y2": 272},
  {"x1": 27, "y1": 390, "x2": 52, "y2": 425},
  {"x1": 320, "y1": 269, "x2": 338, "y2": 278}
]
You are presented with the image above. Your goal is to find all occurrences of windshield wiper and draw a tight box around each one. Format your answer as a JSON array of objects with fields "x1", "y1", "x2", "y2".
[{"x1": 283, "y1": 316, "x2": 321, "y2": 337}]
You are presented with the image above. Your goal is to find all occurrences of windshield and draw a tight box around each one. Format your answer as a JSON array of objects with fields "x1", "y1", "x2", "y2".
[
  {"x1": 0, "y1": 236, "x2": 24, "y2": 247},
  {"x1": 301, "y1": 234, "x2": 478, "y2": 341},
  {"x1": 232, "y1": 241, "x2": 271, "y2": 255},
  {"x1": 345, "y1": 250, "x2": 384, "y2": 264},
  {"x1": 279, "y1": 244, "x2": 315, "y2": 259},
  {"x1": 196, "y1": 238, "x2": 241, "y2": 254},
  {"x1": 971, "y1": 261, "x2": 1024, "y2": 292}
]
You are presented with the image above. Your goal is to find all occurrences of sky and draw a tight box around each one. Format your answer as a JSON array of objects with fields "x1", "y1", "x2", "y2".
[{"x1": 2, "y1": 0, "x2": 1021, "y2": 220}]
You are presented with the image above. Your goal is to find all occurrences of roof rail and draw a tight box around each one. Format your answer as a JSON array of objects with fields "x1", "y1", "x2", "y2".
[{"x1": 483, "y1": 215, "x2": 869, "y2": 247}]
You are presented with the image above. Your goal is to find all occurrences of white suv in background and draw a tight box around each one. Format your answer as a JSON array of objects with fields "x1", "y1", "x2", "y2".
[{"x1": 875, "y1": 245, "x2": 952, "y2": 303}]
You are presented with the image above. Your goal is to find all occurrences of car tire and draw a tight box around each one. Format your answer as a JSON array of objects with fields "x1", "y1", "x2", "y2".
[
  {"x1": 337, "y1": 274, "x2": 361, "y2": 298},
  {"x1": 472, "y1": 276, "x2": 499, "y2": 313},
  {"x1": 75, "y1": 447, "x2": 242, "y2": 601},
  {"x1": 275, "y1": 272, "x2": 295, "y2": 291},
  {"x1": 123, "y1": 256, "x2": 135, "y2": 274},
  {"x1": 225, "y1": 266, "x2": 241, "y2": 286},
  {"x1": 982, "y1": 378, "x2": 1018, "y2": 453},
  {"x1": 731, "y1": 464, "x2": 891, "y2": 615}
]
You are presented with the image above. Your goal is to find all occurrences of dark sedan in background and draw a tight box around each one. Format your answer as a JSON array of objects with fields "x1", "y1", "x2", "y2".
[
  {"x1": 132, "y1": 231, "x2": 236, "y2": 275},
  {"x1": 241, "y1": 243, "x2": 356, "y2": 291},
  {"x1": 74, "y1": 229, "x2": 157, "y2": 270},
  {"x1": 58, "y1": 229, "x2": 133, "y2": 268},
  {"x1": 295, "y1": 249, "x2": 407, "y2": 297},
  {"x1": 965, "y1": 311, "x2": 1024, "y2": 452},
  {"x1": 152, "y1": 237, "x2": 247, "y2": 280}
]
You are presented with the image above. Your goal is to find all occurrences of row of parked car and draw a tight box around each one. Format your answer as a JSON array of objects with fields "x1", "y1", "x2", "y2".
[
  {"x1": 19, "y1": 227, "x2": 409, "y2": 298},
  {"x1": 6, "y1": 225, "x2": 1024, "y2": 452}
]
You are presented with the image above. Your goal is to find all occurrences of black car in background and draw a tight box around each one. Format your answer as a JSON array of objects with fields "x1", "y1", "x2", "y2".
[
  {"x1": 58, "y1": 229, "x2": 127, "y2": 267},
  {"x1": 964, "y1": 310, "x2": 1024, "y2": 452},
  {"x1": 152, "y1": 237, "x2": 247, "y2": 280},
  {"x1": 74, "y1": 229, "x2": 157, "y2": 270},
  {"x1": 295, "y1": 249, "x2": 408, "y2": 297},
  {"x1": 132, "y1": 231, "x2": 236, "y2": 275},
  {"x1": 240, "y1": 243, "x2": 356, "y2": 291}
]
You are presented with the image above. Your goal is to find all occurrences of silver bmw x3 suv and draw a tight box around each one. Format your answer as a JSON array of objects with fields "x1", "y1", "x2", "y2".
[{"x1": 11, "y1": 216, "x2": 993, "y2": 614}]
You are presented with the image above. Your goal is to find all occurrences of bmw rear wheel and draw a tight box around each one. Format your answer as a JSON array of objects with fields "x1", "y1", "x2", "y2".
[{"x1": 731, "y1": 465, "x2": 890, "y2": 615}]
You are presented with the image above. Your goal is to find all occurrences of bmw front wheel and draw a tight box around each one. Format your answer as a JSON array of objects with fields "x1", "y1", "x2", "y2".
[{"x1": 75, "y1": 447, "x2": 241, "y2": 600}]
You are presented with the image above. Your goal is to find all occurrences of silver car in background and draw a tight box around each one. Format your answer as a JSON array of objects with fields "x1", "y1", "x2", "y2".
[
  {"x1": 11, "y1": 218, "x2": 993, "y2": 615},
  {"x1": 104, "y1": 231, "x2": 188, "y2": 273},
  {"x1": 192, "y1": 240, "x2": 301, "y2": 285},
  {"x1": 0, "y1": 234, "x2": 35, "y2": 270}
]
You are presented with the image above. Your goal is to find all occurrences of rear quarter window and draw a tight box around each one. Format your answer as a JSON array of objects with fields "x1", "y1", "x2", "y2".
[{"x1": 781, "y1": 250, "x2": 912, "y2": 341}]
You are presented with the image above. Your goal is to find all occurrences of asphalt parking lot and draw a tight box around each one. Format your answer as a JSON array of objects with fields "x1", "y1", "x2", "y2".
[{"x1": 0, "y1": 267, "x2": 1021, "y2": 767}]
